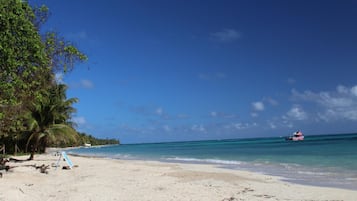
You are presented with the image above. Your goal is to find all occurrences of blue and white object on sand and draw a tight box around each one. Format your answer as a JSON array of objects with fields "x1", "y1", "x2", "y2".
[{"x1": 61, "y1": 151, "x2": 74, "y2": 169}]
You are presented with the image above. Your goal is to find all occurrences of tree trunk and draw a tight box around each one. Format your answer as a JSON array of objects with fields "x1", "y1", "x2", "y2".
[
  {"x1": 28, "y1": 144, "x2": 36, "y2": 160},
  {"x1": 28, "y1": 151, "x2": 34, "y2": 160}
]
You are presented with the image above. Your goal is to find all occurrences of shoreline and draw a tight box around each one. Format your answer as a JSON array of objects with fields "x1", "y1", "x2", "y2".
[
  {"x1": 1, "y1": 153, "x2": 356, "y2": 201},
  {"x1": 67, "y1": 151, "x2": 357, "y2": 191}
]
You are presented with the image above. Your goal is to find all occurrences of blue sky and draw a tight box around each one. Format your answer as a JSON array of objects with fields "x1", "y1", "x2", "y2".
[{"x1": 31, "y1": 0, "x2": 357, "y2": 143}]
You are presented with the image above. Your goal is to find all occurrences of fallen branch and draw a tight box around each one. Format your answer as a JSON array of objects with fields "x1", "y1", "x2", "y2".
[
  {"x1": 9, "y1": 157, "x2": 30, "y2": 163},
  {"x1": 0, "y1": 157, "x2": 9, "y2": 165},
  {"x1": 0, "y1": 165, "x2": 10, "y2": 171}
]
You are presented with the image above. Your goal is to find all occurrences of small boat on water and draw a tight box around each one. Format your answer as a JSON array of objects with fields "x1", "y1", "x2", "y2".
[
  {"x1": 83, "y1": 143, "x2": 92, "y2": 147},
  {"x1": 286, "y1": 130, "x2": 304, "y2": 141}
]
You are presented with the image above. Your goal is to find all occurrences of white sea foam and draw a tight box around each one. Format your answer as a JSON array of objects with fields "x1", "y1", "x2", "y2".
[
  {"x1": 297, "y1": 171, "x2": 332, "y2": 176},
  {"x1": 165, "y1": 157, "x2": 244, "y2": 165}
]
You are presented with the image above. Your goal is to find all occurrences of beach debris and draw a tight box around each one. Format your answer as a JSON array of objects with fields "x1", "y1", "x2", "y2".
[
  {"x1": 9, "y1": 157, "x2": 30, "y2": 162},
  {"x1": 241, "y1": 187, "x2": 254, "y2": 193},
  {"x1": 222, "y1": 196, "x2": 238, "y2": 201},
  {"x1": 0, "y1": 165, "x2": 10, "y2": 171},
  {"x1": 0, "y1": 157, "x2": 10, "y2": 177},
  {"x1": 18, "y1": 187, "x2": 25, "y2": 194},
  {"x1": 0, "y1": 157, "x2": 9, "y2": 165},
  {"x1": 62, "y1": 165, "x2": 71, "y2": 170},
  {"x1": 35, "y1": 164, "x2": 50, "y2": 174},
  {"x1": 254, "y1": 194, "x2": 275, "y2": 199}
]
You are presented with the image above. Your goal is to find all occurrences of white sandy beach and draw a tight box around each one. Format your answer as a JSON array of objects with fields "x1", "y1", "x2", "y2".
[{"x1": 1, "y1": 152, "x2": 356, "y2": 201}]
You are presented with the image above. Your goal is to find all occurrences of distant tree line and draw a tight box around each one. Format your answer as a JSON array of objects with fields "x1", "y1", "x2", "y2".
[
  {"x1": 0, "y1": 0, "x2": 119, "y2": 159},
  {"x1": 77, "y1": 132, "x2": 119, "y2": 147}
]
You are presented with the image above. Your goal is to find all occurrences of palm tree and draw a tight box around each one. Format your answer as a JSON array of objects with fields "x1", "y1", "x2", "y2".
[{"x1": 26, "y1": 84, "x2": 79, "y2": 160}]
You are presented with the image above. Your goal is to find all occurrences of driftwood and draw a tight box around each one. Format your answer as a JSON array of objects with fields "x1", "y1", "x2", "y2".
[
  {"x1": 0, "y1": 164, "x2": 10, "y2": 179},
  {"x1": 0, "y1": 165, "x2": 10, "y2": 171},
  {"x1": 0, "y1": 157, "x2": 51, "y2": 178},
  {"x1": 0, "y1": 157, "x2": 9, "y2": 165},
  {"x1": 9, "y1": 157, "x2": 30, "y2": 163},
  {"x1": 0, "y1": 158, "x2": 10, "y2": 177}
]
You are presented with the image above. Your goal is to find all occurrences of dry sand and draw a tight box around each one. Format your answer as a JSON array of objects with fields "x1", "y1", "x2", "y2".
[{"x1": 0, "y1": 152, "x2": 356, "y2": 201}]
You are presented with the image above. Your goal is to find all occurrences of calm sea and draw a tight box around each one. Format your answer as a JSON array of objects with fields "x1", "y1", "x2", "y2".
[{"x1": 69, "y1": 133, "x2": 357, "y2": 190}]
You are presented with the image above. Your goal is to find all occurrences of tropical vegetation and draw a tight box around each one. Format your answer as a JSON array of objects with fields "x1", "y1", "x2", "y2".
[{"x1": 0, "y1": 0, "x2": 119, "y2": 159}]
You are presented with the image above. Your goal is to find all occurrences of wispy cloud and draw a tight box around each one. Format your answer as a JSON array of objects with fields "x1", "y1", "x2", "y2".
[
  {"x1": 284, "y1": 105, "x2": 308, "y2": 121},
  {"x1": 72, "y1": 116, "x2": 86, "y2": 126},
  {"x1": 291, "y1": 84, "x2": 357, "y2": 121},
  {"x1": 250, "y1": 98, "x2": 277, "y2": 118},
  {"x1": 80, "y1": 79, "x2": 94, "y2": 88},
  {"x1": 155, "y1": 107, "x2": 164, "y2": 116},
  {"x1": 252, "y1": 101, "x2": 265, "y2": 111},
  {"x1": 191, "y1": 124, "x2": 206, "y2": 133},
  {"x1": 268, "y1": 121, "x2": 277, "y2": 129},
  {"x1": 224, "y1": 122, "x2": 258, "y2": 130},
  {"x1": 71, "y1": 79, "x2": 94, "y2": 89},
  {"x1": 131, "y1": 105, "x2": 185, "y2": 120},
  {"x1": 210, "y1": 29, "x2": 241, "y2": 42},
  {"x1": 210, "y1": 111, "x2": 238, "y2": 119}
]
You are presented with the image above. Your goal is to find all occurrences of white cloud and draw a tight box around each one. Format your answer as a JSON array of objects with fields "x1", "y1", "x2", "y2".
[
  {"x1": 252, "y1": 101, "x2": 265, "y2": 111},
  {"x1": 337, "y1": 85, "x2": 349, "y2": 94},
  {"x1": 80, "y1": 79, "x2": 94, "y2": 88},
  {"x1": 225, "y1": 122, "x2": 258, "y2": 130},
  {"x1": 55, "y1": 73, "x2": 64, "y2": 84},
  {"x1": 351, "y1": 86, "x2": 357, "y2": 96},
  {"x1": 292, "y1": 85, "x2": 357, "y2": 121},
  {"x1": 210, "y1": 112, "x2": 217, "y2": 117},
  {"x1": 156, "y1": 107, "x2": 163, "y2": 116},
  {"x1": 72, "y1": 116, "x2": 86, "y2": 125},
  {"x1": 71, "y1": 79, "x2": 94, "y2": 89},
  {"x1": 191, "y1": 124, "x2": 206, "y2": 133},
  {"x1": 233, "y1": 123, "x2": 246, "y2": 130},
  {"x1": 269, "y1": 122, "x2": 277, "y2": 129},
  {"x1": 210, "y1": 29, "x2": 241, "y2": 42},
  {"x1": 210, "y1": 111, "x2": 237, "y2": 118},
  {"x1": 251, "y1": 112, "x2": 258, "y2": 117},
  {"x1": 286, "y1": 105, "x2": 308, "y2": 120}
]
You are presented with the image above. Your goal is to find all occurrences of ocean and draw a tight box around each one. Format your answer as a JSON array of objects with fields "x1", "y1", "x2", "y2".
[{"x1": 69, "y1": 133, "x2": 357, "y2": 190}]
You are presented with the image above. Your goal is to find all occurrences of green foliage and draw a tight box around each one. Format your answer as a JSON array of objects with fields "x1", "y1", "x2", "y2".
[
  {"x1": 44, "y1": 32, "x2": 88, "y2": 73},
  {"x1": 32, "y1": 4, "x2": 49, "y2": 29},
  {"x1": 76, "y1": 132, "x2": 120, "y2": 146},
  {"x1": 0, "y1": 1, "x2": 103, "y2": 157},
  {"x1": 0, "y1": 0, "x2": 50, "y2": 106},
  {"x1": 25, "y1": 84, "x2": 79, "y2": 154},
  {"x1": 0, "y1": 0, "x2": 51, "y2": 138}
]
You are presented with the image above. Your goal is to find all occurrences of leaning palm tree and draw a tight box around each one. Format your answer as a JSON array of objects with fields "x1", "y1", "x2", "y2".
[{"x1": 26, "y1": 84, "x2": 79, "y2": 160}]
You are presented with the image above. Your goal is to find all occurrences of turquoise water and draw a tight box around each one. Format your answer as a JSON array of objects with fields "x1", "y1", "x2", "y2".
[{"x1": 69, "y1": 133, "x2": 357, "y2": 190}]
